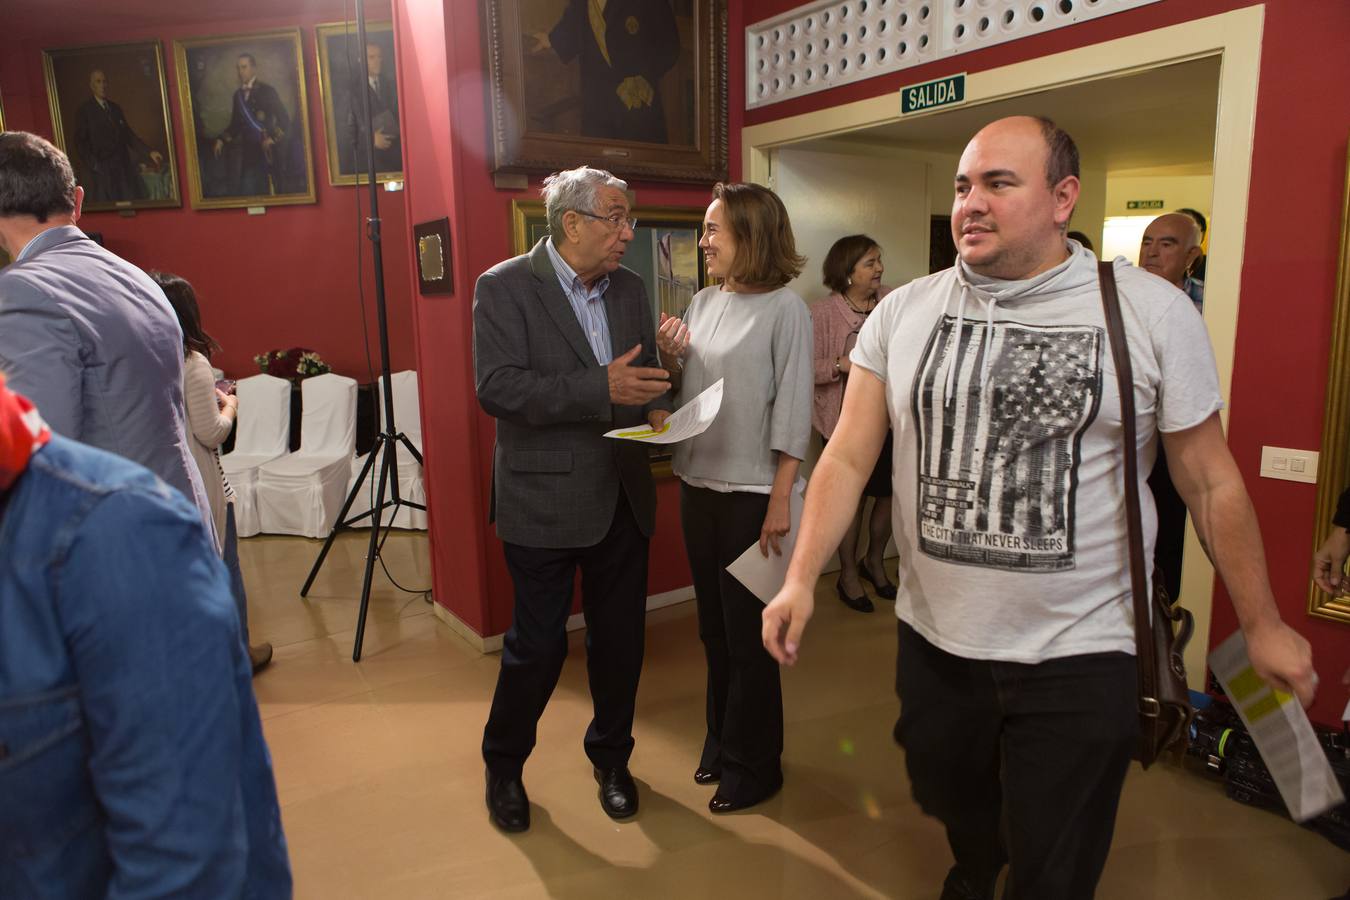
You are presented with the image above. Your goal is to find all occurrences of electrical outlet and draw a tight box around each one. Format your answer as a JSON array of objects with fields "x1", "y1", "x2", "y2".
[{"x1": 1259, "y1": 446, "x2": 1319, "y2": 484}]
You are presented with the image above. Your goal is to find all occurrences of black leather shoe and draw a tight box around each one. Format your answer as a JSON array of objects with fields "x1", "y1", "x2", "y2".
[
  {"x1": 485, "y1": 770, "x2": 529, "y2": 833},
  {"x1": 708, "y1": 781, "x2": 781, "y2": 813},
  {"x1": 693, "y1": 767, "x2": 720, "y2": 785},
  {"x1": 837, "y1": 578, "x2": 874, "y2": 613},
  {"x1": 594, "y1": 766, "x2": 638, "y2": 819},
  {"x1": 859, "y1": 561, "x2": 898, "y2": 600}
]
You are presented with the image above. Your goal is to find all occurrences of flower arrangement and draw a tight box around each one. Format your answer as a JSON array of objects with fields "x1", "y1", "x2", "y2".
[{"x1": 253, "y1": 348, "x2": 332, "y2": 382}]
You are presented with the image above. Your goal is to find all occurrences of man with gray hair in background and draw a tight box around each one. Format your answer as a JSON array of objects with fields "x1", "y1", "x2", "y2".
[{"x1": 474, "y1": 166, "x2": 672, "y2": 833}]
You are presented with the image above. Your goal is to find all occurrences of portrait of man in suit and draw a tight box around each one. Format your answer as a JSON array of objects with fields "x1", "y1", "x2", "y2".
[
  {"x1": 212, "y1": 53, "x2": 293, "y2": 197},
  {"x1": 526, "y1": 0, "x2": 685, "y2": 144},
  {"x1": 175, "y1": 29, "x2": 315, "y2": 209},
  {"x1": 42, "y1": 41, "x2": 180, "y2": 211},
  {"x1": 316, "y1": 23, "x2": 403, "y2": 186},
  {"x1": 72, "y1": 70, "x2": 165, "y2": 203}
]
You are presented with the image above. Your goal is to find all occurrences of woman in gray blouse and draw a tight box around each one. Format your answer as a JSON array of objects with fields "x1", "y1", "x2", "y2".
[{"x1": 657, "y1": 182, "x2": 813, "y2": 813}]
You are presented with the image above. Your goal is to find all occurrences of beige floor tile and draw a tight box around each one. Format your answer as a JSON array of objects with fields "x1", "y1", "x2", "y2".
[{"x1": 244, "y1": 534, "x2": 1350, "y2": 898}]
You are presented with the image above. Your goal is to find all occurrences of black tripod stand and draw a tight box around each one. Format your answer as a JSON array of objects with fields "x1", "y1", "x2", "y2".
[{"x1": 300, "y1": 0, "x2": 424, "y2": 661}]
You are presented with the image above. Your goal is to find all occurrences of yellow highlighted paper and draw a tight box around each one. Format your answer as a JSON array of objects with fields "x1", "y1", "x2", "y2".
[{"x1": 1228, "y1": 666, "x2": 1264, "y2": 702}]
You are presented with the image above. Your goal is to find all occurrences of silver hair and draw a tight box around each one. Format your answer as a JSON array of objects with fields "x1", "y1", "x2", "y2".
[{"x1": 541, "y1": 166, "x2": 627, "y2": 242}]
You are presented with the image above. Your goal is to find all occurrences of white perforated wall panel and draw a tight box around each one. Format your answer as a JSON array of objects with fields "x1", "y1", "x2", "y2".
[{"x1": 747, "y1": 0, "x2": 1162, "y2": 109}]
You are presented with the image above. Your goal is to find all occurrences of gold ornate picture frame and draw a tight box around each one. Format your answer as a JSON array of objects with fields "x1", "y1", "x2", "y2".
[
  {"x1": 41, "y1": 41, "x2": 181, "y2": 212},
  {"x1": 1308, "y1": 141, "x2": 1350, "y2": 624},
  {"x1": 174, "y1": 28, "x2": 316, "y2": 210},
  {"x1": 483, "y1": 0, "x2": 728, "y2": 184},
  {"x1": 314, "y1": 21, "x2": 403, "y2": 187}
]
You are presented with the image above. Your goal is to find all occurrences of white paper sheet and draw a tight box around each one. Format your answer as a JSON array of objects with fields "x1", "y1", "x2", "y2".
[
  {"x1": 604, "y1": 379, "x2": 724, "y2": 445},
  {"x1": 1208, "y1": 630, "x2": 1345, "y2": 822},
  {"x1": 725, "y1": 478, "x2": 807, "y2": 604}
]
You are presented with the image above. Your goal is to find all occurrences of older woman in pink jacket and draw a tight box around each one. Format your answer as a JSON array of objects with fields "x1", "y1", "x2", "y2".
[{"x1": 810, "y1": 234, "x2": 895, "y2": 613}]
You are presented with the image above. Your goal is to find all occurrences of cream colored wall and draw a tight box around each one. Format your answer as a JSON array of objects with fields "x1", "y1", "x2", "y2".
[
  {"x1": 1104, "y1": 173, "x2": 1214, "y2": 218},
  {"x1": 773, "y1": 146, "x2": 931, "y2": 304},
  {"x1": 1074, "y1": 164, "x2": 1109, "y2": 254}
]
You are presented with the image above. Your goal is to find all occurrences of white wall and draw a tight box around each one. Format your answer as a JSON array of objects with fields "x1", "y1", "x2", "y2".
[
  {"x1": 773, "y1": 146, "x2": 931, "y2": 305},
  {"x1": 1103, "y1": 172, "x2": 1213, "y2": 219}
]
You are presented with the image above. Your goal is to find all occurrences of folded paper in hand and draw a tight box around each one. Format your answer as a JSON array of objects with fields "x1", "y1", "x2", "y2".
[{"x1": 604, "y1": 379, "x2": 723, "y2": 445}]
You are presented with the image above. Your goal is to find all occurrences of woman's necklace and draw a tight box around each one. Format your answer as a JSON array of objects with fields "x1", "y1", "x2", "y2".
[{"x1": 843, "y1": 290, "x2": 875, "y2": 315}]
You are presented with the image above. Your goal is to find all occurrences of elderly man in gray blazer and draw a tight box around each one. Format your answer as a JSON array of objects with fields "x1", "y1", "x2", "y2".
[
  {"x1": 474, "y1": 166, "x2": 671, "y2": 833},
  {"x1": 0, "y1": 132, "x2": 212, "y2": 536}
]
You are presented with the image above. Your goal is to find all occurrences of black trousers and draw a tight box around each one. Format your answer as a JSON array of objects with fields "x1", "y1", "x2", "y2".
[
  {"x1": 895, "y1": 621, "x2": 1137, "y2": 900},
  {"x1": 482, "y1": 493, "x2": 649, "y2": 778},
  {"x1": 680, "y1": 483, "x2": 784, "y2": 802}
]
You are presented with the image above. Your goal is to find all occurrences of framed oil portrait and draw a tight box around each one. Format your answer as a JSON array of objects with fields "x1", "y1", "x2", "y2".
[
  {"x1": 41, "y1": 41, "x2": 180, "y2": 211},
  {"x1": 511, "y1": 199, "x2": 706, "y2": 475},
  {"x1": 315, "y1": 22, "x2": 402, "y2": 186},
  {"x1": 174, "y1": 29, "x2": 316, "y2": 209},
  {"x1": 484, "y1": 0, "x2": 728, "y2": 184},
  {"x1": 1309, "y1": 141, "x2": 1350, "y2": 625}
]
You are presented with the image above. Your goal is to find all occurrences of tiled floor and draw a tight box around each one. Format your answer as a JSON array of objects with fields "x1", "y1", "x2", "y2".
[{"x1": 244, "y1": 532, "x2": 1350, "y2": 898}]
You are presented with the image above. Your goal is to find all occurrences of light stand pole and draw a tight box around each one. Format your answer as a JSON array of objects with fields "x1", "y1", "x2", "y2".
[{"x1": 300, "y1": 0, "x2": 424, "y2": 661}]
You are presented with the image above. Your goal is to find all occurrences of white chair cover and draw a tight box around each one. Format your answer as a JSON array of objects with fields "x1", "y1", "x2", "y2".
[
  {"x1": 348, "y1": 370, "x2": 427, "y2": 529},
  {"x1": 220, "y1": 373, "x2": 291, "y2": 537},
  {"x1": 255, "y1": 373, "x2": 358, "y2": 538}
]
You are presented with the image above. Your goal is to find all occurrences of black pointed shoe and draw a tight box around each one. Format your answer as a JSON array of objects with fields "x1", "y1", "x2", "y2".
[
  {"x1": 594, "y1": 766, "x2": 638, "y2": 819},
  {"x1": 859, "y1": 561, "x2": 898, "y2": 600},
  {"x1": 837, "y1": 578, "x2": 874, "y2": 613},
  {"x1": 694, "y1": 766, "x2": 721, "y2": 785},
  {"x1": 485, "y1": 769, "x2": 530, "y2": 833},
  {"x1": 708, "y1": 780, "x2": 782, "y2": 814}
]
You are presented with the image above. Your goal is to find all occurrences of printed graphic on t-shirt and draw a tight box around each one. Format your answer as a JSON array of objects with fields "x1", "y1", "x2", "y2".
[{"x1": 911, "y1": 315, "x2": 1103, "y2": 571}]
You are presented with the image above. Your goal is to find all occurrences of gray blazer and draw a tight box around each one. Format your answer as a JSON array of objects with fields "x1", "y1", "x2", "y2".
[
  {"x1": 473, "y1": 238, "x2": 670, "y2": 549},
  {"x1": 0, "y1": 226, "x2": 213, "y2": 533}
]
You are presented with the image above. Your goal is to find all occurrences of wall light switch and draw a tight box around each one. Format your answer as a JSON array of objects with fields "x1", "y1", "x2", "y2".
[{"x1": 1259, "y1": 446, "x2": 1319, "y2": 484}]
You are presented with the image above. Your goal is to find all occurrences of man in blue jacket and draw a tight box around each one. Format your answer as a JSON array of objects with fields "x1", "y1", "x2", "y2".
[{"x1": 0, "y1": 374, "x2": 292, "y2": 896}]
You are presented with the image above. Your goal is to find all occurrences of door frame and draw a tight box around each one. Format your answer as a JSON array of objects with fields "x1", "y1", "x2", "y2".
[{"x1": 741, "y1": 6, "x2": 1266, "y2": 686}]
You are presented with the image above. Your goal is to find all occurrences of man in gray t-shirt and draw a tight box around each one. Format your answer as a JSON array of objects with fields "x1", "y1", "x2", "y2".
[{"x1": 763, "y1": 116, "x2": 1317, "y2": 899}]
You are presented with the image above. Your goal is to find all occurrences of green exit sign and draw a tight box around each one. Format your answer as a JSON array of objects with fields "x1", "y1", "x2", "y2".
[
  {"x1": 1127, "y1": 200, "x2": 1165, "y2": 210},
  {"x1": 901, "y1": 73, "x2": 967, "y2": 115}
]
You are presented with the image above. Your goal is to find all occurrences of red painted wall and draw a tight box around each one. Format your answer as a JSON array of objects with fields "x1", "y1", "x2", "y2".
[
  {"x1": 0, "y1": 2, "x2": 415, "y2": 379},
  {"x1": 738, "y1": 0, "x2": 1350, "y2": 726}
]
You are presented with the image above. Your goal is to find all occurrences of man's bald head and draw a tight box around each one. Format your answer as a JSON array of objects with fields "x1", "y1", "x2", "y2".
[
  {"x1": 951, "y1": 116, "x2": 1081, "y2": 280},
  {"x1": 89, "y1": 70, "x2": 108, "y2": 99},
  {"x1": 1140, "y1": 213, "x2": 1202, "y2": 287}
]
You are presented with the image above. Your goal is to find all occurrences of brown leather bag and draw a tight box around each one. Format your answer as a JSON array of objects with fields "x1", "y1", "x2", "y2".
[{"x1": 1097, "y1": 261, "x2": 1196, "y2": 769}]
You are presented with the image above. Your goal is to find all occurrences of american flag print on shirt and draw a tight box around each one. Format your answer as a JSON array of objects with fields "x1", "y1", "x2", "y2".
[{"x1": 911, "y1": 315, "x2": 1104, "y2": 572}]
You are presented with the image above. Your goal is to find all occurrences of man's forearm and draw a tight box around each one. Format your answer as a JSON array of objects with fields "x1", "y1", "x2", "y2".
[
  {"x1": 784, "y1": 451, "x2": 870, "y2": 588},
  {"x1": 1187, "y1": 478, "x2": 1282, "y2": 634}
]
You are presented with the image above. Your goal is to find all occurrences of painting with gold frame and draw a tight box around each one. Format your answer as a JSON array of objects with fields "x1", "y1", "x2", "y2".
[
  {"x1": 41, "y1": 41, "x2": 180, "y2": 212},
  {"x1": 315, "y1": 21, "x2": 402, "y2": 186},
  {"x1": 1308, "y1": 142, "x2": 1350, "y2": 624},
  {"x1": 511, "y1": 199, "x2": 706, "y2": 475},
  {"x1": 173, "y1": 29, "x2": 315, "y2": 210},
  {"x1": 483, "y1": 0, "x2": 728, "y2": 184}
]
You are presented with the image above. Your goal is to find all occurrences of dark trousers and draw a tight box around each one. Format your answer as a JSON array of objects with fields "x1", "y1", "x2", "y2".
[
  {"x1": 895, "y1": 621, "x2": 1137, "y2": 900},
  {"x1": 680, "y1": 483, "x2": 784, "y2": 802},
  {"x1": 482, "y1": 493, "x2": 649, "y2": 778}
]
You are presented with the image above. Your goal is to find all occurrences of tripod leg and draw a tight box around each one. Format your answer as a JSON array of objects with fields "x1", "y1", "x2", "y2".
[
  {"x1": 301, "y1": 435, "x2": 384, "y2": 597},
  {"x1": 353, "y1": 441, "x2": 394, "y2": 661}
]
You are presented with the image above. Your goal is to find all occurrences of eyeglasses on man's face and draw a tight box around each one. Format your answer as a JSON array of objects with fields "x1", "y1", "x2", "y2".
[{"x1": 575, "y1": 209, "x2": 638, "y2": 232}]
